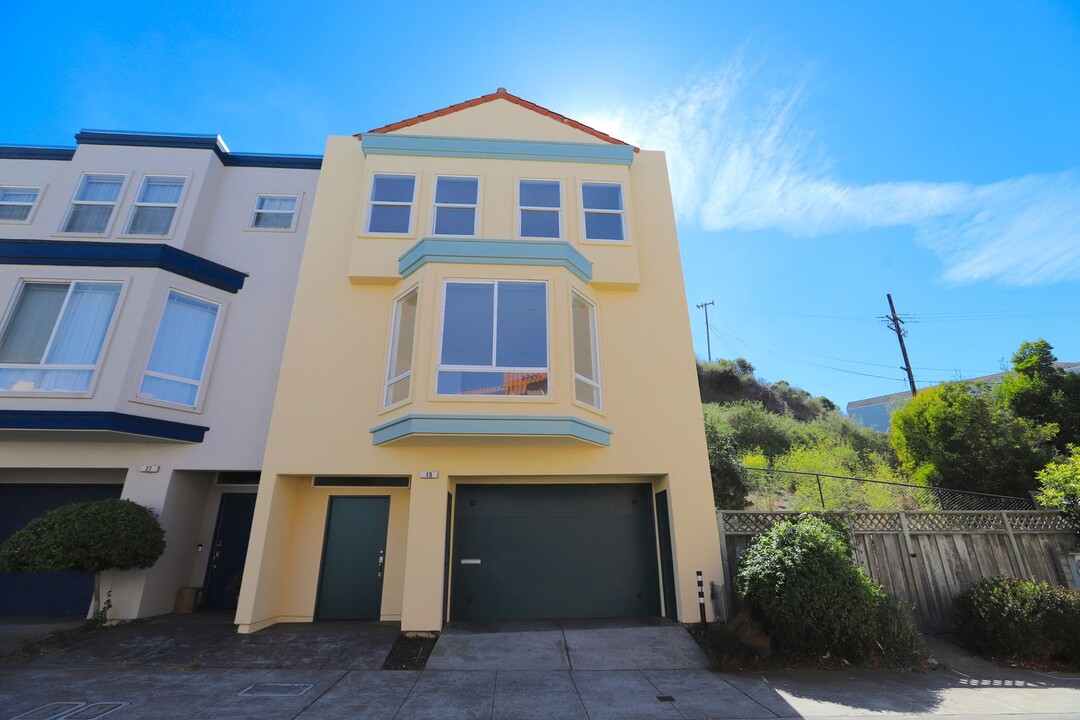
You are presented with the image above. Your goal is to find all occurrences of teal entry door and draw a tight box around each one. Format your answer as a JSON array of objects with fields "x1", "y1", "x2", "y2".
[{"x1": 315, "y1": 496, "x2": 390, "y2": 620}]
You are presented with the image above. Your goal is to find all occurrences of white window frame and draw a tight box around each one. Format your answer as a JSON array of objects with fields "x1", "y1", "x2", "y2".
[
  {"x1": 248, "y1": 193, "x2": 301, "y2": 232},
  {"x1": 436, "y1": 278, "x2": 550, "y2": 397},
  {"x1": 517, "y1": 178, "x2": 562, "y2": 239},
  {"x1": 0, "y1": 185, "x2": 44, "y2": 224},
  {"x1": 570, "y1": 289, "x2": 603, "y2": 411},
  {"x1": 60, "y1": 173, "x2": 126, "y2": 236},
  {"x1": 365, "y1": 173, "x2": 417, "y2": 235},
  {"x1": 134, "y1": 288, "x2": 223, "y2": 412},
  {"x1": 123, "y1": 174, "x2": 186, "y2": 237},
  {"x1": 580, "y1": 181, "x2": 627, "y2": 242},
  {"x1": 0, "y1": 278, "x2": 125, "y2": 397},
  {"x1": 383, "y1": 284, "x2": 419, "y2": 409},
  {"x1": 431, "y1": 175, "x2": 480, "y2": 237}
]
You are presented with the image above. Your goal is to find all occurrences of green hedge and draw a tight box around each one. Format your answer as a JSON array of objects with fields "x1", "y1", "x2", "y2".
[{"x1": 954, "y1": 577, "x2": 1080, "y2": 663}]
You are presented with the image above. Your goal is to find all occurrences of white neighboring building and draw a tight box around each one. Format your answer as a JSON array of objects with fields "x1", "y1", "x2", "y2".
[
  {"x1": 0, "y1": 131, "x2": 320, "y2": 618},
  {"x1": 847, "y1": 362, "x2": 1080, "y2": 432}
]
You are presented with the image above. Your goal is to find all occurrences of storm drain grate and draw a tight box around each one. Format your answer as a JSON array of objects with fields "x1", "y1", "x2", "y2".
[
  {"x1": 238, "y1": 683, "x2": 314, "y2": 697},
  {"x1": 9, "y1": 703, "x2": 127, "y2": 720},
  {"x1": 656, "y1": 695, "x2": 676, "y2": 702}
]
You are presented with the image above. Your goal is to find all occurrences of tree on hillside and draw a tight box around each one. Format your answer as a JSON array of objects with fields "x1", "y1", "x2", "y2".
[
  {"x1": 891, "y1": 381, "x2": 1055, "y2": 496},
  {"x1": 998, "y1": 339, "x2": 1080, "y2": 453}
]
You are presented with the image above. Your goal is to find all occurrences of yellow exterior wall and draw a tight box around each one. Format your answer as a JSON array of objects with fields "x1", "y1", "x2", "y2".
[{"x1": 236, "y1": 99, "x2": 722, "y2": 633}]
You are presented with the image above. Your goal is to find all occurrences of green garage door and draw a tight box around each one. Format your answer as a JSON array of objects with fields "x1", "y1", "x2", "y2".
[{"x1": 451, "y1": 484, "x2": 660, "y2": 621}]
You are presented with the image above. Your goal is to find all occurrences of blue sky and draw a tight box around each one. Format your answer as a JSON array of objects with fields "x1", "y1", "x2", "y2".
[{"x1": 6, "y1": 1, "x2": 1079, "y2": 408}]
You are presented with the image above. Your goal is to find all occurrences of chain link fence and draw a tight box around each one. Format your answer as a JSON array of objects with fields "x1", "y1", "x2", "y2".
[{"x1": 741, "y1": 466, "x2": 1035, "y2": 512}]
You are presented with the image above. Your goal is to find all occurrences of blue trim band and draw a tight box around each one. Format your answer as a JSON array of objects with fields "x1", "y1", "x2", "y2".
[
  {"x1": 0, "y1": 411, "x2": 208, "y2": 443},
  {"x1": 70, "y1": 131, "x2": 322, "y2": 169},
  {"x1": 362, "y1": 134, "x2": 634, "y2": 166},
  {"x1": 0, "y1": 239, "x2": 247, "y2": 293},
  {"x1": 0, "y1": 145, "x2": 76, "y2": 161},
  {"x1": 370, "y1": 414, "x2": 612, "y2": 446},
  {"x1": 399, "y1": 237, "x2": 592, "y2": 283}
]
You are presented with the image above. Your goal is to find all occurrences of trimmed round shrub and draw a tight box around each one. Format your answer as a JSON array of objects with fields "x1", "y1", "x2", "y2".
[
  {"x1": 735, "y1": 514, "x2": 889, "y2": 661},
  {"x1": 0, "y1": 498, "x2": 165, "y2": 574},
  {"x1": 954, "y1": 576, "x2": 1080, "y2": 663}
]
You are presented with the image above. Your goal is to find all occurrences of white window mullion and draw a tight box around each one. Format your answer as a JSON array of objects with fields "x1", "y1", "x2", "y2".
[{"x1": 490, "y1": 281, "x2": 500, "y2": 370}]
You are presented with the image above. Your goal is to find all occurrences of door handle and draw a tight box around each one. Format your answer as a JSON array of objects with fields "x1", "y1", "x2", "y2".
[{"x1": 377, "y1": 550, "x2": 385, "y2": 578}]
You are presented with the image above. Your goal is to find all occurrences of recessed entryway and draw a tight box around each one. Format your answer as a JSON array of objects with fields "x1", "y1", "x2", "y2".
[{"x1": 315, "y1": 496, "x2": 390, "y2": 620}]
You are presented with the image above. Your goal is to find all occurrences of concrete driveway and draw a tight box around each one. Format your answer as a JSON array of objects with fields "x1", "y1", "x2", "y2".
[{"x1": 426, "y1": 617, "x2": 710, "y2": 671}]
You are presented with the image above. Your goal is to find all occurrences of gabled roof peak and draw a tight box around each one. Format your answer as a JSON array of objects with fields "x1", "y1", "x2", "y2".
[{"x1": 362, "y1": 88, "x2": 635, "y2": 150}]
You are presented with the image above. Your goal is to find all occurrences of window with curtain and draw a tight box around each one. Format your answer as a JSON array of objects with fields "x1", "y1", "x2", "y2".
[
  {"x1": 571, "y1": 291, "x2": 602, "y2": 408},
  {"x1": 0, "y1": 280, "x2": 122, "y2": 393},
  {"x1": 582, "y1": 182, "x2": 626, "y2": 241},
  {"x1": 251, "y1": 194, "x2": 298, "y2": 229},
  {"x1": 138, "y1": 290, "x2": 220, "y2": 407},
  {"x1": 63, "y1": 174, "x2": 124, "y2": 234},
  {"x1": 0, "y1": 186, "x2": 41, "y2": 222},
  {"x1": 384, "y1": 287, "x2": 418, "y2": 407},
  {"x1": 437, "y1": 280, "x2": 548, "y2": 396},
  {"x1": 127, "y1": 176, "x2": 184, "y2": 235}
]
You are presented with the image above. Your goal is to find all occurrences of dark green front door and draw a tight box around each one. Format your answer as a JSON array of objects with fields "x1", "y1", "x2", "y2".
[
  {"x1": 451, "y1": 484, "x2": 660, "y2": 621},
  {"x1": 315, "y1": 496, "x2": 390, "y2": 620}
]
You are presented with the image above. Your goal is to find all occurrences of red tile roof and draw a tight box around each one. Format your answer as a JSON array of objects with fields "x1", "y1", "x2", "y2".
[{"x1": 360, "y1": 88, "x2": 636, "y2": 150}]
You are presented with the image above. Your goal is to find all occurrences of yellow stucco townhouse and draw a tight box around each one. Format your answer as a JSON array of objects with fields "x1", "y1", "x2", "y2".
[{"x1": 235, "y1": 90, "x2": 723, "y2": 633}]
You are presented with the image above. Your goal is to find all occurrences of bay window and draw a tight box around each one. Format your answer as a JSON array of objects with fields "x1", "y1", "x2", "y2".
[
  {"x1": 138, "y1": 290, "x2": 220, "y2": 407},
  {"x1": 384, "y1": 286, "x2": 418, "y2": 406},
  {"x1": 437, "y1": 280, "x2": 548, "y2": 396},
  {"x1": 571, "y1": 291, "x2": 602, "y2": 408},
  {"x1": 0, "y1": 280, "x2": 122, "y2": 392}
]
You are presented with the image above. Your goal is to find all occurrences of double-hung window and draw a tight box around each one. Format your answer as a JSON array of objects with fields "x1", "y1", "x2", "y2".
[
  {"x1": 0, "y1": 280, "x2": 122, "y2": 393},
  {"x1": 63, "y1": 174, "x2": 124, "y2": 234},
  {"x1": 571, "y1": 291, "x2": 602, "y2": 408},
  {"x1": 367, "y1": 174, "x2": 416, "y2": 234},
  {"x1": 582, "y1": 182, "x2": 626, "y2": 241},
  {"x1": 138, "y1": 290, "x2": 220, "y2": 407},
  {"x1": 519, "y1": 180, "x2": 561, "y2": 238},
  {"x1": 250, "y1": 194, "x2": 299, "y2": 230},
  {"x1": 438, "y1": 280, "x2": 548, "y2": 396},
  {"x1": 432, "y1": 176, "x2": 478, "y2": 236},
  {"x1": 127, "y1": 176, "x2": 184, "y2": 235},
  {"x1": 384, "y1": 287, "x2": 418, "y2": 406},
  {"x1": 0, "y1": 186, "x2": 41, "y2": 222}
]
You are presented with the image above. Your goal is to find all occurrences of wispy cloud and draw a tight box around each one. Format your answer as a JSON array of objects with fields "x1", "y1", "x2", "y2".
[{"x1": 580, "y1": 57, "x2": 1080, "y2": 286}]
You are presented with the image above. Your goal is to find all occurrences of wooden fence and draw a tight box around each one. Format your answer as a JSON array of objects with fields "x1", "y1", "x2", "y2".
[{"x1": 716, "y1": 510, "x2": 1079, "y2": 633}]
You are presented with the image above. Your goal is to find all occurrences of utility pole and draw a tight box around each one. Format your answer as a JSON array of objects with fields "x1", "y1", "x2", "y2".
[
  {"x1": 696, "y1": 301, "x2": 715, "y2": 363},
  {"x1": 885, "y1": 293, "x2": 917, "y2": 396}
]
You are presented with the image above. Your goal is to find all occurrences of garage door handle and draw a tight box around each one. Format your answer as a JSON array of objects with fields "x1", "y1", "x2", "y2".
[{"x1": 460, "y1": 559, "x2": 482, "y2": 565}]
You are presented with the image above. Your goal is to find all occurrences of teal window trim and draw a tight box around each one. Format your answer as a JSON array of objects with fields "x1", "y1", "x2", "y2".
[
  {"x1": 361, "y1": 134, "x2": 634, "y2": 167},
  {"x1": 370, "y1": 414, "x2": 612, "y2": 446},
  {"x1": 399, "y1": 237, "x2": 592, "y2": 283}
]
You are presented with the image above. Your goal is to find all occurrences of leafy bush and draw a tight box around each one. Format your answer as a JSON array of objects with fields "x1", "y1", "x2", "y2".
[
  {"x1": 954, "y1": 577, "x2": 1080, "y2": 663},
  {"x1": 1036, "y1": 445, "x2": 1080, "y2": 531},
  {"x1": 735, "y1": 514, "x2": 921, "y2": 663},
  {"x1": 0, "y1": 498, "x2": 166, "y2": 619},
  {"x1": 704, "y1": 411, "x2": 752, "y2": 509}
]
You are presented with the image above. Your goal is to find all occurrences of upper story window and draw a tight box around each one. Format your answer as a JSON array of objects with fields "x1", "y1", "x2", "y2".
[
  {"x1": 0, "y1": 186, "x2": 42, "y2": 223},
  {"x1": 251, "y1": 194, "x2": 299, "y2": 230},
  {"x1": 0, "y1": 280, "x2": 122, "y2": 393},
  {"x1": 367, "y1": 174, "x2": 416, "y2": 234},
  {"x1": 384, "y1": 286, "x2": 418, "y2": 407},
  {"x1": 571, "y1": 291, "x2": 602, "y2": 409},
  {"x1": 581, "y1": 182, "x2": 626, "y2": 241},
  {"x1": 432, "y1": 176, "x2": 479, "y2": 236},
  {"x1": 519, "y1": 180, "x2": 561, "y2": 239},
  {"x1": 138, "y1": 290, "x2": 220, "y2": 408},
  {"x1": 126, "y1": 176, "x2": 184, "y2": 236},
  {"x1": 63, "y1": 174, "x2": 124, "y2": 234},
  {"x1": 437, "y1": 280, "x2": 548, "y2": 396}
]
